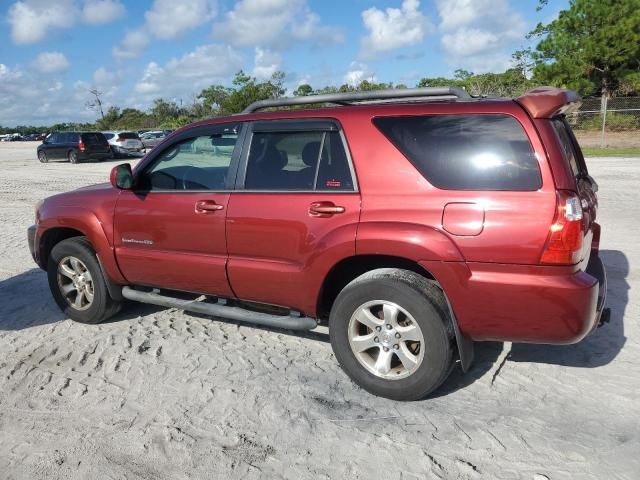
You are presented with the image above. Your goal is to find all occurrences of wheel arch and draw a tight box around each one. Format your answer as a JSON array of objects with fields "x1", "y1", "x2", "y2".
[
  {"x1": 317, "y1": 254, "x2": 474, "y2": 372},
  {"x1": 316, "y1": 254, "x2": 436, "y2": 320}
]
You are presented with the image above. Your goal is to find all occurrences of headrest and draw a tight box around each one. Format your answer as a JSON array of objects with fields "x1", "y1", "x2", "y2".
[{"x1": 301, "y1": 142, "x2": 321, "y2": 167}]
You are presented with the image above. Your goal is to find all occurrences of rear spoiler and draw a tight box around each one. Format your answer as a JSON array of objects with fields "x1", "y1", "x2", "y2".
[{"x1": 516, "y1": 87, "x2": 581, "y2": 118}]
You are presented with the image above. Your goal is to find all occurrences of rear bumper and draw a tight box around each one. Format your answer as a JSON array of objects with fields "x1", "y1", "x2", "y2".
[
  {"x1": 421, "y1": 256, "x2": 607, "y2": 344},
  {"x1": 113, "y1": 145, "x2": 144, "y2": 156}
]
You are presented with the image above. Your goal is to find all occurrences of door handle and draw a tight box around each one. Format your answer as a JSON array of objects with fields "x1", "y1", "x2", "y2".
[
  {"x1": 309, "y1": 201, "x2": 345, "y2": 216},
  {"x1": 195, "y1": 200, "x2": 224, "y2": 213}
]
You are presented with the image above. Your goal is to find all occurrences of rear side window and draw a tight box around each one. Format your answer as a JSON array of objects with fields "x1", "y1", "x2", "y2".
[
  {"x1": 103, "y1": 133, "x2": 114, "y2": 140},
  {"x1": 119, "y1": 132, "x2": 140, "y2": 140},
  {"x1": 553, "y1": 119, "x2": 587, "y2": 177},
  {"x1": 81, "y1": 133, "x2": 108, "y2": 145},
  {"x1": 244, "y1": 130, "x2": 354, "y2": 191},
  {"x1": 373, "y1": 114, "x2": 541, "y2": 191}
]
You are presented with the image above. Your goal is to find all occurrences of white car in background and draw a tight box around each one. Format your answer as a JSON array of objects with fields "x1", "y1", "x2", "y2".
[{"x1": 102, "y1": 131, "x2": 144, "y2": 157}]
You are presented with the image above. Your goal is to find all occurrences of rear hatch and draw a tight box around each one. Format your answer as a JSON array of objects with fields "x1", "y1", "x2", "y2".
[
  {"x1": 118, "y1": 132, "x2": 142, "y2": 149},
  {"x1": 81, "y1": 132, "x2": 111, "y2": 154}
]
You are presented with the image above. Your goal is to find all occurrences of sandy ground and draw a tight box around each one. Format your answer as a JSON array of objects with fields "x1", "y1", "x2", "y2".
[{"x1": 0, "y1": 141, "x2": 638, "y2": 480}]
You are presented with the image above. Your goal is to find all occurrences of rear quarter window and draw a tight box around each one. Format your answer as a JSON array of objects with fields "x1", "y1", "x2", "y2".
[
  {"x1": 81, "y1": 132, "x2": 108, "y2": 145},
  {"x1": 119, "y1": 132, "x2": 140, "y2": 140},
  {"x1": 373, "y1": 114, "x2": 541, "y2": 191}
]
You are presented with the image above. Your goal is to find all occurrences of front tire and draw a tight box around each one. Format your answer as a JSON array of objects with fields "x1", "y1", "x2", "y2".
[
  {"x1": 47, "y1": 237, "x2": 121, "y2": 324},
  {"x1": 38, "y1": 151, "x2": 48, "y2": 163},
  {"x1": 329, "y1": 269, "x2": 454, "y2": 400}
]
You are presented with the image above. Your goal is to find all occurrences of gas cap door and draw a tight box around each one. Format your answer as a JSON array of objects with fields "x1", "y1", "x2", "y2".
[{"x1": 442, "y1": 202, "x2": 485, "y2": 236}]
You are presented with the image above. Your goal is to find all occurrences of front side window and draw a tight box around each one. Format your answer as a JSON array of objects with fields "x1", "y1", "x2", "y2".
[
  {"x1": 244, "y1": 129, "x2": 354, "y2": 191},
  {"x1": 373, "y1": 114, "x2": 541, "y2": 191},
  {"x1": 137, "y1": 124, "x2": 239, "y2": 191}
]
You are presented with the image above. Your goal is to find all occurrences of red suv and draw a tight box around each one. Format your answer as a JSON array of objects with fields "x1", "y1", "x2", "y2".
[{"x1": 28, "y1": 87, "x2": 608, "y2": 400}]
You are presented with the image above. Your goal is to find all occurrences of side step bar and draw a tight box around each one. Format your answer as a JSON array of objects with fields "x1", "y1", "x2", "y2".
[{"x1": 121, "y1": 286, "x2": 318, "y2": 331}]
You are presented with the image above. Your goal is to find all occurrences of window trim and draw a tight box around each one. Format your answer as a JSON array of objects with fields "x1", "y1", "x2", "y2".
[
  {"x1": 234, "y1": 118, "x2": 359, "y2": 193},
  {"x1": 131, "y1": 122, "x2": 247, "y2": 194},
  {"x1": 372, "y1": 113, "x2": 542, "y2": 192}
]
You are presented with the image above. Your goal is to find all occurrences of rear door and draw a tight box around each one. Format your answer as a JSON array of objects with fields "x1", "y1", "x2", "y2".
[
  {"x1": 225, "y1": 119, "x2": 361, "y2": 314},
  {"x1": 81, "y1": 132, "x2": 111, "y2": 156},
  {"x1": 43, "y1": 133, "x2": 61, "y2": 159},
  {"x1": 113, "y1": 122, "x2": 244, "y2": 295}
]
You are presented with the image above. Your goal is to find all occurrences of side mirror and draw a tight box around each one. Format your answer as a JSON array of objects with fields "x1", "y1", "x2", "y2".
[
  {"x1": 110, "y1": 163, "x2": 133, "y2": 189},
  {"x1": 42, "y1": 138, "x2": 48, "y2": 144}
]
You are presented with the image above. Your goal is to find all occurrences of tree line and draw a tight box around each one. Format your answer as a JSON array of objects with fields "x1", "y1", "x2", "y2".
[{"x1": 2, "y1": 0, "x2": 638, "y2": 134}]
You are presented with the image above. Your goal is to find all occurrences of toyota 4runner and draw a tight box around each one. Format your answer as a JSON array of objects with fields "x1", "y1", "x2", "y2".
[{"x1": 28, "y1": 87, "x2": 608, "y2": 400}]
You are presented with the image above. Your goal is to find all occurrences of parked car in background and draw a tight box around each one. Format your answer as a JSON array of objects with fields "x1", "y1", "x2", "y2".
[
  {"x1": 140, "y1": 130, "x2": 168, "y2": 150},
  {"x1": 37, "y1": 132, "x2": 112, "y2": 163},
  {"x1": 1, "y1": 133, "x2": 22, "y2": 141},
  {"x1": 103, "y1": 131, "x2": 144, "y2": 157}
]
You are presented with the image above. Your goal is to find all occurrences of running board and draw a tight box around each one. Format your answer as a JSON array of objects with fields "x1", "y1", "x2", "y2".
[{"x1": 121, "y1": 286, "x2": 318, "y2": 331}]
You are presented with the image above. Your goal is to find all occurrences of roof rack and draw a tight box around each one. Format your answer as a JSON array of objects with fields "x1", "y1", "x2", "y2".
[{"x1": 241, "y1": 86, "x2": 471, "y2": 114}]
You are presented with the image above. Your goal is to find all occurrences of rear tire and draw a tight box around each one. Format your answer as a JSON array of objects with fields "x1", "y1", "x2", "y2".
[
  {"x1": 329, "y1": 268, "x2": 454, "y2": 400},
  {"x1": 38, "y1": 151, "x2": 48, "y2": 163},
  {"x1": 47, "y1": 237, "x2": 121, "y2": 324},
  {"x1": 68, "y1": 150, "x2": 79, "y2": 164}
]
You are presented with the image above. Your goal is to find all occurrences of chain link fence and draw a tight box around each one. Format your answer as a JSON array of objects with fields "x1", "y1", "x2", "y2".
[{"x1": 568, "y1": 96, "x2": 640, "y2": 149}]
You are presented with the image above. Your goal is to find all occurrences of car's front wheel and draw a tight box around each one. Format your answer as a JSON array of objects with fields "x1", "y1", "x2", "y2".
[
  {"x1": 38, "y1": 151, "x2": 48, "y2": 163},
  {"x1": 329, "y1": 269, "x2": 455, "y2": 400},
  {"x1": 47, "y1": 237, "x2": 121, "y2": 324}
]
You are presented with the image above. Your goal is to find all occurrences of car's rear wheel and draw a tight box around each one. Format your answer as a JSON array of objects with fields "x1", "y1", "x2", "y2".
[
  {"x1": 68, "y1": 150, "x2": 79, "y2": 164},
  {"x1": 38, "y1": 151, "x2": 48, "y2": 163},
  {"x1": 47, "y1": 237, "x2": 121, "y2": 324},
  {"x1": 329, "y1": 268, "x2": 454, "y2": 400}
]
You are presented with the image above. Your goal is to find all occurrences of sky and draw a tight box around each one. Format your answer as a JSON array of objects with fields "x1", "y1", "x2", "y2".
[{"x1": 0, "y1": 0, "x2": 568, "y2": 127}]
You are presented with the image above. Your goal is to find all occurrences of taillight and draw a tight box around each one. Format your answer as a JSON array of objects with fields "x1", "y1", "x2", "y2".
[
  {"x1": 540, "y1": 191, "x2": 584, "y2": 265},
  {"x1": 78, "y1": 140, "x2": 85, "y2": 151}
]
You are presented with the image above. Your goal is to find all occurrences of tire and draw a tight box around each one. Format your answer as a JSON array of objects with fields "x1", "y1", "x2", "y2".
[
  {"x1": 68, "y1": 150, "x2": 79, "y2": 164},
  {"x1": 47, "y1": 237, "x2": 122, "y2": 324},
  {"x1": 329, "y1": 268, "x2": 454, "y2": 401},
  {"x1": 38, "y1": 151, "x2": 48, "y2": 163}
]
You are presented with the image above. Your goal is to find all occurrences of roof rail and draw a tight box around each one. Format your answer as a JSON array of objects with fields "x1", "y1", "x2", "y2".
[{"x1": 241, "y1": 86, "x2": 471, "y2": 114}]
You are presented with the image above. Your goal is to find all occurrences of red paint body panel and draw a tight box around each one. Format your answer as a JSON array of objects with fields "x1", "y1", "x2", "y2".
[
  {"x1": 421, "y1": 260, "x2": 599, "y2": 344},
  {"x1": 31, "y1": 89, "x2": 606, "y2": 346},
  {"x1": 113, "y1": 191, "x2": 234, "y2": 296},
  {"x1": 442, "y1": 203, "x2": 484, "y2": 236},
  {"x1": 34, "y1": 183, "x2": 126, "y2": 284},
  {"x1": 225, "y1": 192, "x2": 360, "y2": 313}
]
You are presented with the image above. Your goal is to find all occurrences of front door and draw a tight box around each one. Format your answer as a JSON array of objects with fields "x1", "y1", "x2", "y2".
[
  {"x1": 226, "y1": 121, "x2": 361, "y2": 314},
  {"x1": 113, "y1": 123, "x2": 243, "y2": 296}
]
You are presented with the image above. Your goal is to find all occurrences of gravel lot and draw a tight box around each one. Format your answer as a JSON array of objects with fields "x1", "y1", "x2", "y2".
[{"x1": 0, "y1": 142, "x2": 638, "y2": 480}]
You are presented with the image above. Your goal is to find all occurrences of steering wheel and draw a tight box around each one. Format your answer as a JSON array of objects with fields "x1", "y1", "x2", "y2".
[{"x1": 180, "y1": 166, "x2": 207, "y2": 190}]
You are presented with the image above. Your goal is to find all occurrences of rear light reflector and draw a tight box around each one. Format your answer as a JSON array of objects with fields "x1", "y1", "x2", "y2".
[{"x1": 541, "y1": 191, "x2": 584, "y2": 265}]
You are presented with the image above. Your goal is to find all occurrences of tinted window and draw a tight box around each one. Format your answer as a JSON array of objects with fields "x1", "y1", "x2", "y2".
[
  {"x1": 553, "y1": 119, "x2": 586, "y2": 177},
  {"x1": 81, "y1": 132, "x2": 108, "y2": 145},
  {"x1": 244, "y1": 130, "x2": 354, "y2": 191},
  {"x1": 48, "y1": 133, "x2": 59, "y2": 144},
  {"x1": 373, "y1": 114, "x2": 541, "y2": 191},
  {"x1": 103, "y1": 133, "x2": 114, "y2": 140},
  {"x1": 119, "y1": 132, "x2": 140, "y2": 140},
  {"x1": 138, "y1": 124, "x2": 239, "y2": 191}
]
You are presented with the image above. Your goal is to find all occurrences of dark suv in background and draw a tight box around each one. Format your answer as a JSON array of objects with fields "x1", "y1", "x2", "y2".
[{"x1": 38, "y1": 132, "x2": 112, "y2": 164}]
